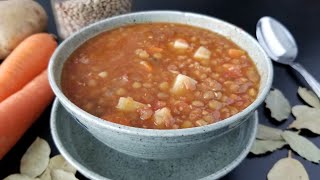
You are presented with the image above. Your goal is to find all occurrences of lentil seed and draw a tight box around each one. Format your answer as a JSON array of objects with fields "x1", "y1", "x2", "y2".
[
  {"x1": 157, "y1": 92, "x2": 169, "y2": 99},
  {"x1": 159, "y1": 82, "x2": 169, "y2": 91},
  {"x1": 87, "y1": 79, "x2": 97, "y2": 87},
  {"x1": 181, "y1": 121, "x2": 193, "y2": 128},
  {"x1": 143, "y1": 83, "x2": 152, "y2": 88},
  {"x1": 153, "y1": 53, "x2": 162, "y2": 59},
  {"x1": 208, "y1": 100, "x2": 222, "y2": 110},
  {"x1": 116, "y1": 88, "x2": 127, "y2": 96},
  {"x1": 132, "y1": 82, "x2": 142, "y2": 89},
  {"x1": 195, "y1": 120, "x2": 208, "y2": 126},
  {"x1": 192, "y1": 101, "x2": 204, "y2": 107},
  {"x1": 249, "y1": 88, "x2": 257, "y2": 97},
  {"x1": 203, "y1": 91, "x2": 214, "y2": 99}
]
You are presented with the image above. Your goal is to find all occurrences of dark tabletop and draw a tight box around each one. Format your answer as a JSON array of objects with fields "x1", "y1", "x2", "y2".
[{"x1": 1, "y1": 0, "x2": 320, "y2": 179}]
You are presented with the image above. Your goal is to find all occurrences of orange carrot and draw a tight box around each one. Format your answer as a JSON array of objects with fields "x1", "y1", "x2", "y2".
[
  {"x1": 0, "y1": 70, "x2": 54, "y2": 160},
  {"x1": 140, "y1": 60, "x2": 153, "y2": 72},
  {"x1": 0, "y1": 33, "x2": 57, "y2": 102},
  {"x1": 148, "y1": 46, "x2": 163, "y2": 53}
]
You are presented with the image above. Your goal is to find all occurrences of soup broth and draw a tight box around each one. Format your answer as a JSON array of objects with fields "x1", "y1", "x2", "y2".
[{"x1": 61, "y1": 23, "x2": 260, "y2": 129}]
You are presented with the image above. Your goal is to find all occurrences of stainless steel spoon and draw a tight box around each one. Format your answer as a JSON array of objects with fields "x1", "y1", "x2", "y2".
[{"x1": 256, "y1": 16, "x2": 320, "y2": 98}]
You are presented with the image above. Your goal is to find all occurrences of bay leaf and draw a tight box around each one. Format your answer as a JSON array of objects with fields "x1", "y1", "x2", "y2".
[
  {"x1": 3, "y1": 174, "x2": 39, "y2": 180},
  {"x1": 256, "y1": 124, "x2": 283, "y2": 140},
  {"x1": 289, "y1": 107, "x2": 320, "y2": 134},
  {"x1": 281, "y1": 131, "x2": 320, "y2": 163},
  {"x1": 265, "y1": 89, "x2": 291, "y2": 121},
  {"x1": 291, "y1": 105, "x2": 313, "y2": 117},
  {"x1": 47, "y1": 155, "x2": 76, "y2": 174},
  {"x1": 39, "y1": 154, "x2": 77, "y2": 180},
  {"x1": 20, "y1": 137, "x2": 50, "y2": 178},
  {"x1": 267, "y1": 156, "x2": 309, "y2": 180},
  {"x1": 298, "y1": 87, "x2": 320, "y2": 108},
  {"x1": 250, "y1": 139, "x2": 287, "y2": 155},
  {"x1": 50, "y1": 169, "x2": 78, "y2": 180}
]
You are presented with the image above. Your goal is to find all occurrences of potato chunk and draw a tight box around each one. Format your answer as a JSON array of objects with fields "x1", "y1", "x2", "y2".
[
  {"x1": 171, "y1": 74, "x2": 197, "y2": 95},
  {"x1": 194, "y1": 46, "x2": 211, "y2": 60},
  {"x1": 116, "y1": 97, "x2": 146, "y2": 112},
  {"x1": 173, "y1": 39, "x2": 189, "y2": 49},
  {"x1": 154, "y1": 107, "x2": 174, "y2": 127}
]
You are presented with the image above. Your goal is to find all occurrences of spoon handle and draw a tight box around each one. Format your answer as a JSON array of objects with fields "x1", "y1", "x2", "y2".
[{"x1": 290, "y1": 62, "x2": 320, "y2": 98}]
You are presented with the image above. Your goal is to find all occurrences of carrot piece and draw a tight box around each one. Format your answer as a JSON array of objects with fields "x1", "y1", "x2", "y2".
[
  {"x1": 228, "y1": 49, "x2": 245, "y2": 58},
  {"x1": 0, "y1": 33, "x2": 57, "y2": 102},
  {"x1": 0, "y1": 70, "x2": 54, "y2": 160},
  {"x1": 148, "y1": 46, "x2": 163, "y2": 53},
  {"x1": 139, "y1": 60, "x2": 153, "y2": 72}
]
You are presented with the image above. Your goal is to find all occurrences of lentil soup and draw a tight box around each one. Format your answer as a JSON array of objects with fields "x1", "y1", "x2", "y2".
[{"x1": 61, "y1": 23, "x2": 260, "y2": 129}]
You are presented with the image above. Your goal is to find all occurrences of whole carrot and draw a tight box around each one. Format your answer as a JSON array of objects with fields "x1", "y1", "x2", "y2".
[
  {"x1": 0, "y1": 33, "x2": 57, "y2": 102},
  {"x1": 0, "y1": 70, "x2": 54, "y2": 160}
]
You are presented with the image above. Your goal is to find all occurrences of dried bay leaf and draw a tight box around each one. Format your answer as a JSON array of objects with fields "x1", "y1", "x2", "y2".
[
  {"x1": 265, "y1": 89, "x2": 291, "y2": 121},
  {"x1": 39, "y1": 154, "x2": 77, "y2": 180},
  {"x1": 257, "y1": 124, "x2": 283, "y2": 140},
  {"x1": 267, "y1": 153, "x2": 309, "y2": 180},
  {"x1": 289, "y1": 107, "x2": 320, "y2": 134},
  {"x1": 20, "y1": 137, "x2": 51, "y2": 177},
  {"x1": 3, "y1": 174, "x2": 39, "y2": 180},
  {"x1": 250, "y1": 139, "x2": 287, "y2": 155},
  {"x1": 48, "y1": 155, "x2": 76, "y2": 174},
  {"x1": 282, "y1": 131, "x2": 320, "y2": 163},
  {"x1": 298, "y1": 87, "x2": 320, "y2": 108},
  {"x1": 39, "y1": 168, "x2": 51, "y2": 180},
  {"x1": 291, "y1": 105, "x2": 313, "y2": 117},
  {"x1": 50, "y1": 169, "x2": 78, "y2": 180}
]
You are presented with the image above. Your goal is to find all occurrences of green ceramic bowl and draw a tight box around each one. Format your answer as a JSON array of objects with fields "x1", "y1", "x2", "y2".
[{"x1": 48, "y1": 11, "x2": 273, "y2": 159}]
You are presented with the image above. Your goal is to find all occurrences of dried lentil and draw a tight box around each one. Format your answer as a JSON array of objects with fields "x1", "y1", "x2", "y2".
[{"x1": 52, "y1": 0, "x2": 132, "y2": 39}]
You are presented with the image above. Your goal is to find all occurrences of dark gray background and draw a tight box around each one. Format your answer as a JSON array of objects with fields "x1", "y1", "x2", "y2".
[{"x1": 1, "y1": 0, "x2": 320, "y2": 179}]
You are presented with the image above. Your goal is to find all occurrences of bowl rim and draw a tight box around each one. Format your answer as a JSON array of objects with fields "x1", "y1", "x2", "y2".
[{"x1": 48, "y1": 10, "x2": 273, "y2": 137}]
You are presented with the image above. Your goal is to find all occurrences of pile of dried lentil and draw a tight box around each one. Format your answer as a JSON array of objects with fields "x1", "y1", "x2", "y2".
[{"x1": 52, "y1": 0, "x2": 132, "y2": 39}]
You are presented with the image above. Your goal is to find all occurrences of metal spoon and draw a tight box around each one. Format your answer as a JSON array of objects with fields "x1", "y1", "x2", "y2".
[{"x1": 256, "y1": 16, "x2": 320, "y2": 98}]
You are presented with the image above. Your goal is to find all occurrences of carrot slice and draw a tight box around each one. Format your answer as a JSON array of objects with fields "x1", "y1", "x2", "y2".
[
  {"x1": 228, "y1": 49, "x2": 245, "y2": 58},
  {"x1": 0, "y1": 70, "x2": 54, "y2": 160},
  {"x1": 140, "y1": 60, "x2": 153, "y2": 72},
  {"x1": 148, "y1": 46, "x2": 163, "y2": 53},
  {"x1": 0, "y1": 33, "x2": 57, "y2": 102}
]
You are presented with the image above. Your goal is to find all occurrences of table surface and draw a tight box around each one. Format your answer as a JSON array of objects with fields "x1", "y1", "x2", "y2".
[{"x1": 1, "y1": 0, "x2": 320, "y2": 179}]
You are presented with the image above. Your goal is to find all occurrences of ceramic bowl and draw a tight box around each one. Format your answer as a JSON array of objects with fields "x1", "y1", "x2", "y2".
[{"x1": 48, "y1": 11, "x2": 273, "y2": 159}]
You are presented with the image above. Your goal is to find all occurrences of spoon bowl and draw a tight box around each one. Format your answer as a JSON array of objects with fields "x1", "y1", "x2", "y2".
[
  {"x1": 257, "y1": 16, "x2": 320, "y2": 98},
  {"x1": 257, "y1": 16, "x2": 298, "y2": 64}
]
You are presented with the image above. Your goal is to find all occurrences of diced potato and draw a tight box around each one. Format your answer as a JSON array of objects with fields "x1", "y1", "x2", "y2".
[
  {"x1": 171, "y1": 74, "x2": 197, "y2": 95},
  {"x1": 173, "y1": 39, "x2": 189, "y2": 49},
  {"x1": 116, "y1": 97, "x2": 146, "y2": 112},
  {"x1": 138, "y1": 107, "x2": 153, "y2": 120},
  {"x1": 154, "y1": 107, "x2": 174, "y2": 127},
  {"x1": 98, "y1": 71, "x2": 108, "y2": 78},
  {"x1": 194, "y1": 46, "x2": 211, "y2": 60}
]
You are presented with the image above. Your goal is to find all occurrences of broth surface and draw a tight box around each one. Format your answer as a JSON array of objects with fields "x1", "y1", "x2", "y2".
[{"x1": 61, "y1": 23, "x2": 260, "y2": 129}]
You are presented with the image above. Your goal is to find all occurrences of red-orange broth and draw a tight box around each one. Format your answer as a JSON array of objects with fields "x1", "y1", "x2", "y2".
[{"x1": 61, "y1": 23, "x2": 260, "y2": 129}]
